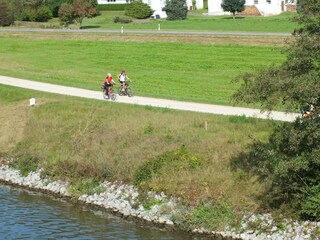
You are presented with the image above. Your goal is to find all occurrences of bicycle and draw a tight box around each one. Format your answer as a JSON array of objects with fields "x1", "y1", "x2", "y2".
[
  {"x1": 118, "y1": 80, "x2": 133, "y2": 97},
  {"x1": 102, "y1": 83, "x2": 116, "y2": 101}
]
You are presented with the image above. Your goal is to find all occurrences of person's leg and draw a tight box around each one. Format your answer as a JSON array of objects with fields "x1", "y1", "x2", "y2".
[{"x1": 106, "y1": 84, "x2": 110, "y2": 98}]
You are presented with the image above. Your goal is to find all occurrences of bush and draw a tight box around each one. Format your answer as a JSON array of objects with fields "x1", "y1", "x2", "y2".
[
  {"x1": 46, "y1": 0, "x2": 66, "y2": 17},
  {"x1": 58, "y1": 3, "x2": 74, "y2": 26},
  {"x1": 300, "y1": 185, "x2": 320, "y2": 221},
  {"x1": 35, "y1": 5, "x2": 53, "y2": 22},
  {"x1": 231, "y1": 117, "x2": 320, "y2": 220},
  {"x1": 125, "y1": 1, "x2": 154, "y2": 19},
  {"x1": 174, "y1": 200, "x2": 236, "y2": 231},
  {"x1": 134, "y1": 145, "x2": 203, "y2": 186},
  {"x1": 70, "y1": 178, "x2": 105, "y2": 196},
  {"x1": 11, "y1": 154, "x2": 39, "y2": 177},
  {"x1": 22, "y1": 5, "x2": 52, "y2": 22},
  {"x1": 162, "y1": 0, "x2": 188, "y2": 20},
  {"x1": 0, "y1": 1, "x2": 14, "y2": 26},
  {"x1": 98, "y1": 4, "x2": 129, "y2": 11},
  {"x1": 113, "y1": 16, "x2": 132, "y2": 24}
]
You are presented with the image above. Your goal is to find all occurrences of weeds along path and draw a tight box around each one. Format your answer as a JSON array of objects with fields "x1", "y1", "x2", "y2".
[{"x1": 0, "y1": 75, "x2": 298, "y2": 122}]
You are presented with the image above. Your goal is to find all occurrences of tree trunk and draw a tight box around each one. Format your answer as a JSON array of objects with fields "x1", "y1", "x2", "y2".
[{"x1": 233, "y1": 12, "x2": 235, "y2": 20}]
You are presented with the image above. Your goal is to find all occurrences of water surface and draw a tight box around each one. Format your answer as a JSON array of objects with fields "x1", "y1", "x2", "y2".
[{"x1": 0, "y1": 183, "x2": 213, "y2": 239}]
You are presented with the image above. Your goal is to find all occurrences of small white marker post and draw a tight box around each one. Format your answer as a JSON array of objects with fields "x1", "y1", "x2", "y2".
[
  {"x1": 158, "y1": 23, "x2": 160, "y2": 31},
  {"x1": 121, "y1": 26, "x2": 124, "y2": 34},
  {"x1": 29, "y1": 98, "x2": 36, "y2": 107}
]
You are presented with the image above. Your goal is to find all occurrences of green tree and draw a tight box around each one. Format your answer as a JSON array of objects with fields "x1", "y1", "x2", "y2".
[
  {"x1": 58, "y1": 2, "x2": 74, "y2": 27},
  {"x1": 231, "y1": 0, "x2": 320, "y2": 220},
  {"x1": 16, "y1": 0, "x2": 53, "y2": 22},
  {"x1": 0, "y1": 0, "x2": 14, "y2": 26},
  {"x1": 72, "y1": 0, "x2": 98, "y2": 25},
  {"x1": 46, "y1": 0, "x2": 70, "y2": 17},
  {"x1": 125, "y1": 0, "x2": 153, "y2": 19},
  {"x1": 221, "y1": 0, "x2": 245, "y2": 20},
  {"x1": 162, "y1": 0, "x2": 188, "y2": 21},
  {"x1": 233, "y1": 0, "x2": 320, "y2": 112},
  {"x1": 58, "y1": 0, "x2": 98, "y2": 27}
]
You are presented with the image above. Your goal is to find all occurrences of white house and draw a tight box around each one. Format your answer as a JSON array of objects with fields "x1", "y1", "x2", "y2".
[
  {"x1": 98, "y1": 0, "x2": 133, "y2": 4},
  {"x1": 97, "y1": 0, "x2": 204, "y2": 19},
  {"x1": 208, "y1": 0, "x2": 297, "y2": 16}
]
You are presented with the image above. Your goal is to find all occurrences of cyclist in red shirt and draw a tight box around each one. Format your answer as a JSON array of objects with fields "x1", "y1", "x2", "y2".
[{"x1": 104, "y1": 73, "x2": 115, "y2": 99}]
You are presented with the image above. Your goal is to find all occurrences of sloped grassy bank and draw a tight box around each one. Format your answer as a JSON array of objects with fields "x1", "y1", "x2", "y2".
[{"x1": 1, "y1": 85, "x2": 319, "y2": 239}]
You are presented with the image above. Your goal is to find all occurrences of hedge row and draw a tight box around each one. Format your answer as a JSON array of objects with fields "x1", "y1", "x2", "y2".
[{"x1": 97, "y1": 4, "x2": 129, "y2": 11}]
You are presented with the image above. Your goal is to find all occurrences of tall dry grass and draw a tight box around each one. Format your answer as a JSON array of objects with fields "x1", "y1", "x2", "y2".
[{"x1": 1, "y1": 85, "x2": 274, "y2": 210}]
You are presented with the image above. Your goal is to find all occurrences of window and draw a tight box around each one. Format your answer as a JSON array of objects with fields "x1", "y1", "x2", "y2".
[
  {"x1": 266, "y1": 0, "x2": 271, "y2": 4},
  {"x1": 254, "y1": 0, "x2": 258, "y2": 4}
]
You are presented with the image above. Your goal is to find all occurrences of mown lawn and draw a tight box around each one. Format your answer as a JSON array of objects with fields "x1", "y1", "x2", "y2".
[
  {"x1": 81, "y1": 11, "x2": 297, "y2": 33},
  {"x1": 0, "y1": 35, "x2": 285, "y2": 106}
]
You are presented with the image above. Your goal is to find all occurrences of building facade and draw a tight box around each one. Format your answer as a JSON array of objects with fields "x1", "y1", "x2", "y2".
[{"x1": 208, "y1": 0, "x2": 297, "y2": 16}]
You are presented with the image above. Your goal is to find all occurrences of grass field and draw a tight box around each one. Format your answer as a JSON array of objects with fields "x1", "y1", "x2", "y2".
[
  {"x1": 0, "y1": 84, "x2": 274, "y2": 214},
  {"x1": 9, "y1": 11, "x2": 297, "y2": 33},
  {"x1": 0, "y1": 13, "x2": 297, "y2": 229},
  {"x1": 0, "y1": 34, "x2": 286, "y2": 106},
  {"x1": 81, "y1": 11, "x2": 297, "y2": 33}
]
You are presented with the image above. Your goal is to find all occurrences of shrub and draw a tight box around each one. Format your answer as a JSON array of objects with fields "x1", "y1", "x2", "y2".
[
  {"x1": 0, "y1": 1, "x2": 14, "y2": 26},
  {"x1": 300, "y1": 185, "x2": 320, "y2": 221},
  {"x1": 22, "y1": 5, "x2": 52, "y2": 22},
  {"x1": 113, "y1": 16, "x2": 132, "y2": 24},
  {"x1": 125, "y1": 1, "x2": 154, "y2": 19},
  {"x1": 174, "y1": 200, "x2": 236, "y2": 231},
  {"x1": 58, "y1": 3, "x2": 75, "y2": 26},
  {"x1": 134, "y1": 145, "x2": 203, "y2": 186},
  {"x1": 71, "y1": 178, "x2": 105, "y2": 196},
  {"x1": 35, "y1": 5, "x2": 53, "y2": 22},
  {"x1": 10, "y1": 155, "x2": 39, "y2": 177},
  {"x1": 46, "y1": 0, "x2": 66, "y2": 17},
  {"x1": 162, "y1": 0, "x2": 188, "y2": 20},
  {"x1": 231, "y1": 117, "x2": 320, "y2": 220}
]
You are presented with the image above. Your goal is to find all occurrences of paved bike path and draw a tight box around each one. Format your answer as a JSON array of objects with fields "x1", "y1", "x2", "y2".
[{"x1": 0, "y1": 75, "x2": 298, "y2": 122}]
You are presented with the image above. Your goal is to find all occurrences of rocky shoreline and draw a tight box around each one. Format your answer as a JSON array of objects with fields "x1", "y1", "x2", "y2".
[{"x1": 0, "y1": 163, "x2": 319, "y2": 240}]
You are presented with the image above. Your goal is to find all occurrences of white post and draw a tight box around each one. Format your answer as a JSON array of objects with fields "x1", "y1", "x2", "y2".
[
  {"x1": 158, "y1": 23, "x2": 160, "y2": 31},
  {"x1": 121, "y1": 26, "x2": 124, "y2": 34},
  {"x1": 29, "y1": 98, "x2": 36, "y2": 106}
]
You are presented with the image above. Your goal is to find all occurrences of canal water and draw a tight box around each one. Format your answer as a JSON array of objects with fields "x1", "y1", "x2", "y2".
[{"x1": 0, "y1": 183, "x2": 213, "y2": 240}]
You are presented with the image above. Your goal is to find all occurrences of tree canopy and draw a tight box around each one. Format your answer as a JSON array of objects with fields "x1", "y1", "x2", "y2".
[
  {"x1": 232, "y1": 0, "x2": 320, "y2": 221},
  {"x1": 221, "y1": 0, "x2": 245, "y2": 20},
  {"x1": 58, "y1": 0, "x2": 98, "y2": 27},
  {"x1": 163, "y1": 0, "x2": 188, "y2": 21},
  {"x1": 125, "y1": 0, "x2": 153, "y2": 19},
  {"x1": 233, "y1": 0, "x2": 320, "y2": 113}
]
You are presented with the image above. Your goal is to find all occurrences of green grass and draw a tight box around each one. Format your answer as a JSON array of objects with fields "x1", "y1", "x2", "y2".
[
  {"x1": 80, "y1": 11, "x2": 297, "y2": 33},
  {"x1": 1, "y1": 85, "x2": 274, "y2": 213},
  {"x1": 0, "y1": 36, "x2": 285, "y2": 106}
]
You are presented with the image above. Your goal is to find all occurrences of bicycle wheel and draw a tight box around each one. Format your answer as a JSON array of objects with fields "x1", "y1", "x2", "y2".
[
  {"x1": 110, "y1": 90, "x2": 117, "y2": 101},
  {"x1": 126, "y1": 87, "x2": 133, "y2": 97},
  {"x1": 102, "y1": 89, "x2": 108, "y2": 99},
  {"x1": 118, "y1": 86, "x2": 124, "y2": 96}
]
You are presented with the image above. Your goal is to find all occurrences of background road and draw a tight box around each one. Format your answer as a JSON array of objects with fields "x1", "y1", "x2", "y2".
[{"x1": 0, "y1": 75, "x2": 299, "y2": 122}]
